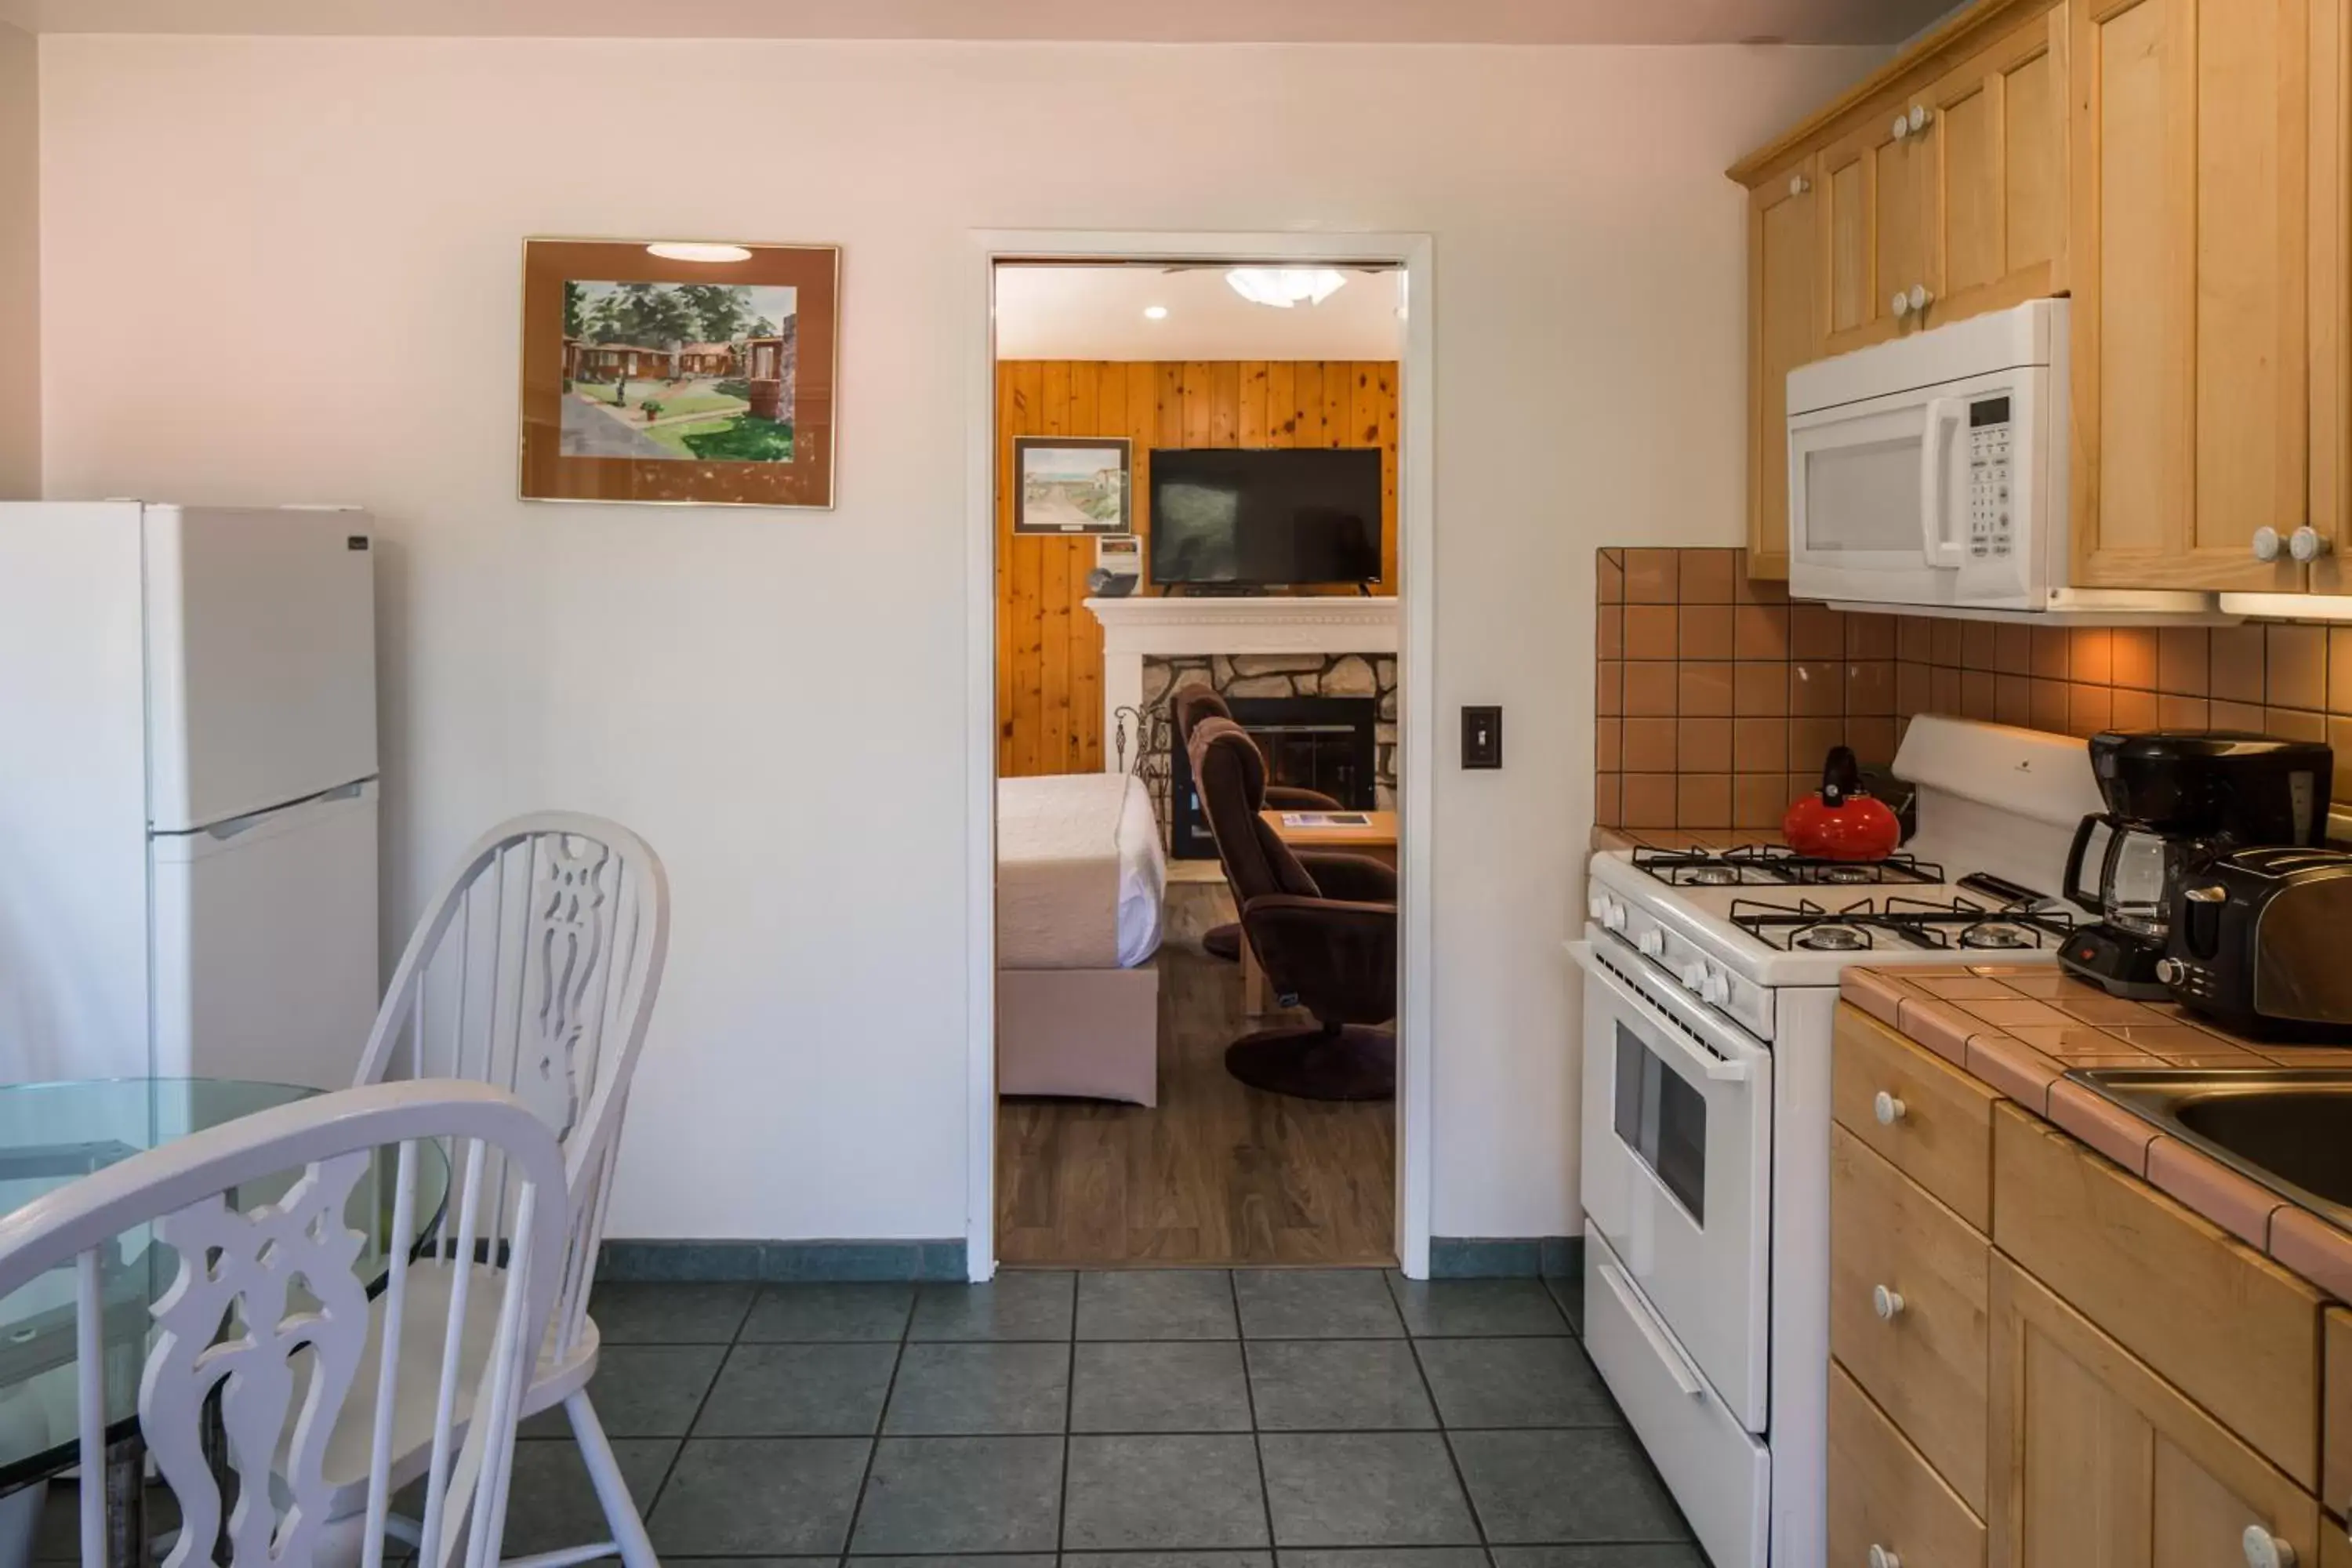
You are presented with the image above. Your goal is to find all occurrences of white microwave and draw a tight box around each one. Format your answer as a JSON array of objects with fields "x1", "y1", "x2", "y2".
[{"x1": 1787, "y1": 298, "x2": 2211, "y2": 619}]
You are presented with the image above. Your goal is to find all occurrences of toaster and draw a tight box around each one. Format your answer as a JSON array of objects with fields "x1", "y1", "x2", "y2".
[{"x1": 2158, "y1": 846, "x2": 2352, "y2": 1037}]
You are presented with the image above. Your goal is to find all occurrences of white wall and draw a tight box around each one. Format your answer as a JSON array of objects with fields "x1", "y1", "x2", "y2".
[
  {"x1": 35, "y1": 35, "x2": 1878, "y2": 1244},
  {"x1": 0, "y1": 22, "x2": 34, "y2": 498}
]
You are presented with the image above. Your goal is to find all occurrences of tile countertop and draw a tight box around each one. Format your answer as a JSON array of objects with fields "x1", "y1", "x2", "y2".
[{"x1": 1841, "y1": 964, "x2": 2352, "y2": 1304}]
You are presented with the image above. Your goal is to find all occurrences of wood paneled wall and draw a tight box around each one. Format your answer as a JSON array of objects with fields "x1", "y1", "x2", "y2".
[{"x1": 996, "y1": 358, "x2": 1399, "y2": 777}]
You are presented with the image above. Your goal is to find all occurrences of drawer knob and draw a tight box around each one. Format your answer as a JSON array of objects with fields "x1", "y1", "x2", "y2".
[
  {"x1": 1872, "y1": 1284, "x2": 1907, "y2": 1322},
  {"x1": 1873, "y1": 1091, "x2": 1907, "y2": 1126},
  {"x1": 2244, "y1": 1526, "x2": 2297, "y2": 1568},
  {"x1": 1869, "y1": 1546, "x2": 1902, "y2": 1568}
]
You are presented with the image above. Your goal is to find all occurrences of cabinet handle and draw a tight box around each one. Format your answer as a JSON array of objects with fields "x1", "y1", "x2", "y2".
[
  {"x1": 1908, "y1": 284, "x2": 1933, "y2": 314},
  {"x1": 1873, "y1": 1284, "x2": 1907, "y2": 1322},
  {"x1": 2243, "y1": 1526, "x2": 2298, "y2": 1568},
  {"x1": 1892, "y1": 113, "x2": 1911, "y2": 140},
  {"x1": 1869, "y1": 1547, "x2": 1901, "y2": 1568},
  {"x1": 1908, "y1": 103, "x2": 1933, "y2": 133},
  {"x1": 1892, "y1": 290, "x2": 1911, "y2": 318},
  {"x1": 1790, "y1": 173, "x2": 1811, "y2": 197},
  {"x1": 2255, "y1": 525, "x2": 2285, "y2": 562},
  {"x1": 2291, "y1": 526, "x2": 2333, "y2": 563},
  {"x1": 1874, "y1": 1091, "x2": 1907, "y2": 1126}
]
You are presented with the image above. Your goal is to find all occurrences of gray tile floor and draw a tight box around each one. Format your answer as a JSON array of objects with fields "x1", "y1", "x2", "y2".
[{"x1": 503, "y1": 1269, "x2": 1700, "y2": 1566}]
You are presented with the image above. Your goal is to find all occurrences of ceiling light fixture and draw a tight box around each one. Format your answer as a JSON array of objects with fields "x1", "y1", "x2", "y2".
[
  {"x1": 1144, "y1": 305, "x2": 1169, "y2": 320},
  {"x1": 645, "y1": 241, "x2": 753, "y2": 264},
  {"x1": 1225, "y1": 267, "x2": 1348, "y2": 309}
]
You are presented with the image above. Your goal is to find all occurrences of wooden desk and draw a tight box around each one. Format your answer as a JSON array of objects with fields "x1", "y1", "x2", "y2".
[{"x1": 1242, "y1": 810, "x2": 1398, "y2": 1014}]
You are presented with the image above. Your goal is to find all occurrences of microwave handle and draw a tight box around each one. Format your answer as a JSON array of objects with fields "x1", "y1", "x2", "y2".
[{"x1": 1919, "y1": 397, "x2": 1969, "y2": 569}]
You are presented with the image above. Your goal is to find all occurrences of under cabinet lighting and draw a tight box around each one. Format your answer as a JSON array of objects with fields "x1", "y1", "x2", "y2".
[
  {"x1": 2219, "y1": 592, "x2": 2352, "y2": 622},
  {"x1": 1226, "y1": 267, "x2": 1347, "y2": 309},
  {"x1": 1144, "y1": 306, "x2": 1169, "y2": 320},
  {"x1": 645, "y1": 241, "x2": 753, "y2": 264}
]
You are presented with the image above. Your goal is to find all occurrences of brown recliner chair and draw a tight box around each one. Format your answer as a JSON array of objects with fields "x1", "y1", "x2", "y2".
[
  {"x1": 1186, "y1": 714, "x2": 1396, "y2": 1101},
  {"x1": 1168, "y1": 685, "x2": 1344, "y2": 964}
]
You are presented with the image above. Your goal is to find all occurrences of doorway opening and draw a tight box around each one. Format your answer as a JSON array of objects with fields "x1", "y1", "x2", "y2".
[{"x1": 982, "y1": 255, "x2": 1412, "y2": 1269}]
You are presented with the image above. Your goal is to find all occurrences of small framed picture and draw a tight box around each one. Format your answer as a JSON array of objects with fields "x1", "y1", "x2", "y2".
[
  {"x1": 519, "y1": 237, "x2": 839, "y2": 508},
  {"x1": 1014, "y1": 437, "x2": 1131, "y2": 534}
]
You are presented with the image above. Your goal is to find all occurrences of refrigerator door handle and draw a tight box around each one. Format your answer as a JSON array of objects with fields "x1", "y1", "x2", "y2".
[{"x1": 197, "y1": 779, "x2": 375, "y2": 840}]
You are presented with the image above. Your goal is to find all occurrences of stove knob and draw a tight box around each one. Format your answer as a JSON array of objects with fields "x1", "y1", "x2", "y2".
[
  {"x1": 1602, "y1": 900, "x2": 1628, "y2": 931},
  {"x1": 1588, "y1": 890, "x2": 1608, "y2": 921},
  {"x1": 1637, "y1": 930, "x2": 1664, "y2": 959},
  {"x1": 1681, "y1": 962, "x2": 1708, "y2": 993},
  {"x1": 1704, "y1": 968, "x2": 1731, "y2": 1004}
]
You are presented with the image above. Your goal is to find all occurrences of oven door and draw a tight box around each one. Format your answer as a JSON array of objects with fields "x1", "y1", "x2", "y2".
[{"x1": 1572, "y1": 934, "x2": 1770, "y2": 1430}]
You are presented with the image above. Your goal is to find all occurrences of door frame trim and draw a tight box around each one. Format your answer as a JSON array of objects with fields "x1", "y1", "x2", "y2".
[{"x1": 962, "y1": 228, "x2": 1437, "y2": 1279}]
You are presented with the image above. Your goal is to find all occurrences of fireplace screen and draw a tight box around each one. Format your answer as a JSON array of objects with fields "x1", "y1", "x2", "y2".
[{"x1": 1169, "y1": 695, "x2": 1378, "y2": 860}]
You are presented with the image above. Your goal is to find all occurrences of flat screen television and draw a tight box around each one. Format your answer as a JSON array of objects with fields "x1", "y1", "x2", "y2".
[{"x1": 1149, "y1": 448, "x2": 1383, "y2": 586}]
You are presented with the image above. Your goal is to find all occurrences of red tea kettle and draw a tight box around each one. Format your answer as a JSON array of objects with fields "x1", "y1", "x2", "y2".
[{"x1": 1782, "y1": 745, "x2": 1903, "y2": 861}]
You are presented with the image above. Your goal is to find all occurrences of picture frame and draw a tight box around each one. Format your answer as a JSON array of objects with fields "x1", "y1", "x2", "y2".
[
  {"x1": 1014, "y1": 436, "x2": 1132, "y2": 534},
  {"x1": 519, "y1": 237, "x2": 840, "y2": 508}
]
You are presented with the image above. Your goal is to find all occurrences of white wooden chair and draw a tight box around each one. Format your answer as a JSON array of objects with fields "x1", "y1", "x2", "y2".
[
  {"x1": 350, "y1": 815, "x2": 670, "y2": 1568},
  {"x1": 0, "y1": 1079, "x2": 569, "y2": 1568}
]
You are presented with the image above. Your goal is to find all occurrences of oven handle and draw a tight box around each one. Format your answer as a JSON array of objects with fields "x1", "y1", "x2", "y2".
[
  {"x1": 1567, "y1": 940, "x2": 1753, "y2": 1083},
  {"x1": 1919, "y1": 396, "x2": 1969, "y2": 569},
  {"x1": 1596, "y1": 1259, "x2": 1707, "y2": 1398}
]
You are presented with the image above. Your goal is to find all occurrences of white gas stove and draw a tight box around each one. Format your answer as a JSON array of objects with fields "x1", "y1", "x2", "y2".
[{"x1": 1573, "y1": 717, "x2": 2103, "y2": 1568}]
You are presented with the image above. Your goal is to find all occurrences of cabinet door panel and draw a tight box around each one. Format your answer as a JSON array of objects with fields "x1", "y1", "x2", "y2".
[
  {"x1": 1748, "y1": 162, "x2": 1819, "y2": 581},
  {"x1": 1988, "y1": 1254, "x2": 2324, "y2": 1568},
  {"x1": 2074, "y1": 0, "x2": 2310, "y2": 590},
  {"x1": 1933, "y1": 5, "x2": 2067, "y2": 318},
  {"x1": 1821, "y1": 98, "x2": 1933, "y2": 356}
]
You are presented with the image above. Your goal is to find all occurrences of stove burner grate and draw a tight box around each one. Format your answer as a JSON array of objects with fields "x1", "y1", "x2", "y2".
[
  {"x1": 1632, "y1": 844, "x2": 1945, "y2": 887},
  {"x1": 1727, "y1": 892, "x2": 2077, "y2": 953}
]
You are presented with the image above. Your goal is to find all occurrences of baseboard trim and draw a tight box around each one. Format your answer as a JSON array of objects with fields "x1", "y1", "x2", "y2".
[
  {"x1": 597, "y1": 1239, "x2": 967, "y2": 1283},
  {"x1": 1428, "y1": 1235, "x2": 1582, "y2": 1279}
]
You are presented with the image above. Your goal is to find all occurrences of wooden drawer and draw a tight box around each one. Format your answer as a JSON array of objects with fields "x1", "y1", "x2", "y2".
[
  {"x1": 2328, "y1": 1308, "x2": 2352, "y2": 1517},
  {"x1": 1992, "y1": 1104, "x2": 2325, "y2": 1490},
  {"x1": 1833, "y1": 1002, "x2": 1998, "y2": 1231},
  {"x1": 1829, "y1": 1360, "x2": 1985, "y2": 1568},
  {"x1": 1832, "y1": 1124, "x2": 1991, "y2": 1513}
]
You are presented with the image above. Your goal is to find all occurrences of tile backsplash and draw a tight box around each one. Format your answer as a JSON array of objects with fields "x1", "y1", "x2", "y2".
[{"x1": 1595, "y1": 546, "x2": 2352, "y2": 834}]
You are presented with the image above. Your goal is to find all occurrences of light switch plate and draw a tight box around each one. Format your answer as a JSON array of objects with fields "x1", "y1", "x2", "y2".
[{"x1": 1462, "y1": 706, "x2": 1502, "y2": 769}]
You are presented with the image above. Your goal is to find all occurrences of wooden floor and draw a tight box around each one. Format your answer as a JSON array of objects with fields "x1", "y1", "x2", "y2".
[{"x1": 996, "y1": 945, "x2": 1396, "y2": 1267}]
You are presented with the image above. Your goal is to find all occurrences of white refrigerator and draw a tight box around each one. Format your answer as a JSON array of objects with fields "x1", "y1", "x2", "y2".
[{"x1": 0, "y1": 503, "x2": 379, "y2": 1089}]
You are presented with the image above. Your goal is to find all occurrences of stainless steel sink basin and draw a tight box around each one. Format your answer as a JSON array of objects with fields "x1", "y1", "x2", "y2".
[{"x1": 2069, "y1": 1069, "x2": 2352, "y2": 1230}]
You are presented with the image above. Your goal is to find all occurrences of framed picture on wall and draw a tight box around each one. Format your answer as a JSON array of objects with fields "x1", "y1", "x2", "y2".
[
  {"x1": 519, "y1": 237, "x2": 840, "y2": 508},
  {"x1": 1013, "y1": 436, "x2": 1131, "y2": 533}
]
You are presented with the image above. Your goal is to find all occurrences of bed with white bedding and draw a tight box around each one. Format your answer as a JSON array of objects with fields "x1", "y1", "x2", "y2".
[{"x1": 996, "y1": 773, "x2": 1166, "y2": 1105}]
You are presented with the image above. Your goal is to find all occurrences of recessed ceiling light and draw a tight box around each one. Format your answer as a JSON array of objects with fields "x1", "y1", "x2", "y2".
[
  {"x1": 1144, "y1": 306, "x2": 1169, "y2": 321},
  {"x1": 646, "y1": 241, "x2": 753, "y2": 264},
  {"x1": 1225, "y1": 267, "x2": 1348, "y2": 309}
]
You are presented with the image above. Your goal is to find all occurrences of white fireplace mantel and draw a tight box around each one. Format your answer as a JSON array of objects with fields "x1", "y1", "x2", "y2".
[{"x1": 1083, "y1": 595, "x2": 1399, "y2": 773}]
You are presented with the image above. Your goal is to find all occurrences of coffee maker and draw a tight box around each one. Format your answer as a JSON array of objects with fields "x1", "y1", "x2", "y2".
[{"x1": 2058, "y1": 731, "x2": 2334, "y2": 997}]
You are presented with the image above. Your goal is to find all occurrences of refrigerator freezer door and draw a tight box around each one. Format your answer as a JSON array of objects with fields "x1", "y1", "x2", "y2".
[
  {"x1": 0, "y1": 503, "x2": 152, "y2": 1083},
  {"x1": 149, "y1": 781, "x2": 379, "y2": 1089},
  {"x1": 144, "y1": 506, "x2": 378, "y2": 833}
]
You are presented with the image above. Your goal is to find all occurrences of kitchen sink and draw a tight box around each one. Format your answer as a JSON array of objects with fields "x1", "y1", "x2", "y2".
[{"x1": 2069, "y1": 1069, "x2": 2352, "y2": 1231}]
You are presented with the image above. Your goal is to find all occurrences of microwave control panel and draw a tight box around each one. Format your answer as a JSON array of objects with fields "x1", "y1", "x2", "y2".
[{"x1": 1967, "y1": 395, "x2": 2014, "y2": 560}]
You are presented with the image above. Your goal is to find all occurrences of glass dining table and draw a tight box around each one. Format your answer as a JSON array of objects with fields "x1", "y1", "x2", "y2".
[{"x1": 0, "y1": 1080, "x2": 450, "y2": 1567}]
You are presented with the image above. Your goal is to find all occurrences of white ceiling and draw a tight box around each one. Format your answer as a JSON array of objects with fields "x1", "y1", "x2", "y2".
[
  {"x1": 996, "y1": 266, "x2": 1404, "y2": 362},
  {"x1": 0, "y1": 0, "x2": 1956, "y2": 44}
]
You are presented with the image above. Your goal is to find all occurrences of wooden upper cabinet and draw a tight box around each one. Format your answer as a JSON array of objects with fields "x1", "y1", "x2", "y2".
[
  {"x1": 1928, "y1": 5, "x2": 2071, "y2": 318},
  {"x1": 1988, "y1": 1254, "x2": 2325, "y2": 1568},
  {"x1": 1748, "y1": 161, "x2": 1820, "y2": 580},
  {"x1": 1819, "y1": 97, "x2": 1938, "y2": 357},
  {"x1": 2071, "y1": 0, "x2": 2313, "y2": 590}
]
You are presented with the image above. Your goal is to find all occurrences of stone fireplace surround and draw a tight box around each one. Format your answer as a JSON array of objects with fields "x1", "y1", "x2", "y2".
[{"x1": 1083, "y1": 596, "x2": 1400, "y2": 847}]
